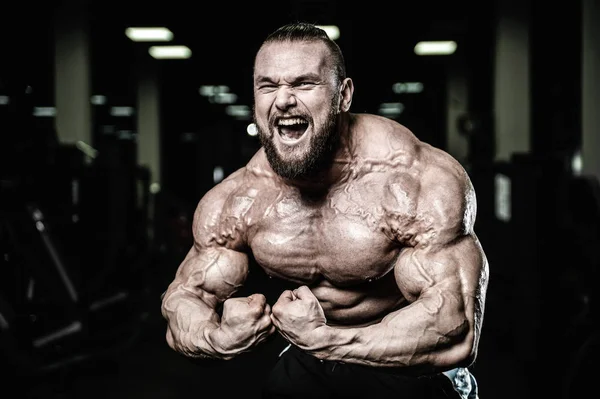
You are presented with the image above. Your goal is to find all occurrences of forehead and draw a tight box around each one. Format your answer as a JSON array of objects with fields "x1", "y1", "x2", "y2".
[{"x1": 254, "y1": 40, "x2": 333, "y2": 79}]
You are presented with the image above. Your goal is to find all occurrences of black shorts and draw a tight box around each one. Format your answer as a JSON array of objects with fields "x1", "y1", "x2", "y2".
[{"x1": 261, "y1": 344, "x2": 469, "y2": 399}]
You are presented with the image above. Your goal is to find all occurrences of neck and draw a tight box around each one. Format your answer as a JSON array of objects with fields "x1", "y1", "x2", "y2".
[{"x1": 281, "y1": 113, "x2": 354, "y2": 193}]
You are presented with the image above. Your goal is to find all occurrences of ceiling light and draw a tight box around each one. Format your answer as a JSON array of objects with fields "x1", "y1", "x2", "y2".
[
  {"x1": 414, "y1": 41, "x2": 457, "y2": 55},
  {"x1": 149, "y1": 45, "x2": 192, "y2": 59},
  {"x1": 227, "y1": 105, "x2": 251, "y2": 120},
  {"x1": 316, "y1": 25, "x2": 340, "y2": 40},
  {"x1": 378, "y1": 102, "x2": 404, "y2": 118},
  {"x1": 126, "y1": 27, "x2": 174, "y2": 42},
  {"x1": 392, "y1": 82, "x2": 424, "y2": 94},
  {"x1": 317, "y1": 25, "x2": 340, "y2": 40},
  {"x1": 33, "y1": 107, "x2": 56, "y2": 117},
  {"x1": 247, "y1": 123, "x2": 258, "y2": 136},
  {"x1": 90, "y1": 95, "x2": 107, "y2": 105},
  {"x1": 110, "y1": 106, "x2": 135, "y2": 117},
  {"x1": 210, "y1": 93, "x2": 237, "y2": 104},
  {"x1": 199, "y1": 85, "x2": 230, "y2": 97}
]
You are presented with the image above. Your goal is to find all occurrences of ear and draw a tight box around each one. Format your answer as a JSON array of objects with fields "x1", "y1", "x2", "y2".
[{"x1": 339, "y1": 78, "x2": 354, "y2": 112}]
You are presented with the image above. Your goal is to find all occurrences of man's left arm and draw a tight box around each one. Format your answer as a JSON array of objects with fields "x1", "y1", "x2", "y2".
[{"x1": 271, "y1": 160, "x2": 490, "y2": 373}]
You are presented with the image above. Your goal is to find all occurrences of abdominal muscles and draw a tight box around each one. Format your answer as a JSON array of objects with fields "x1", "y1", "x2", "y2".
[
  {"x1": 311, "y1": 273, "x2": 407, "y2": 326},
  {"x1": 248, "y1": 193, "x2": 407, "y2": 326}
]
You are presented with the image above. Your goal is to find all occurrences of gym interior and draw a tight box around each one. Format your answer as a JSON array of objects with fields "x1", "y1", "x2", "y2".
[{"x1": 1, "y1": 1, "x2": 598, "y2": 398}]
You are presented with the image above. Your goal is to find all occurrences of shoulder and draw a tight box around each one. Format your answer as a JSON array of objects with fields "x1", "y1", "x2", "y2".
[
  {"x1": 195, "y1": 149, "x2": 274, "y2": 214},
  {"x1": 364, "y1": 116, "x2": 475, "y2": 246},
  {"x1": 418, "y1": 144, "x2": 476, "y2": 238},
  {"x1": 192, "y1": 166, "x2": 248, "y2": 232},
  {"x1": 191, "y1": 149, "x2": 280, "y2": 247},
  {"x1": 351, "y1": 113, "x2": 421, "y2": 161}
]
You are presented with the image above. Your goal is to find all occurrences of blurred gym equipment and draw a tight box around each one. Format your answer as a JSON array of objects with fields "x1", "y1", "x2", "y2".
[
  {"x1": 0, "y1": 81, "x2": 159, "y2": 385},
  {"x1": 475, "y1": 153, "x2": 600, "y2": 399}
]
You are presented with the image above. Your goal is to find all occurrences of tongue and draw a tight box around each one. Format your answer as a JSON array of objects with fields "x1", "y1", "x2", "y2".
[{"x1": 280, "y1": 125, "x2": 306, "y2": 140}]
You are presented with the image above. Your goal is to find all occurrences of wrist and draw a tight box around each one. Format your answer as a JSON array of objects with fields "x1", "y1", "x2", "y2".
[
  {"x1": 202, "y1": 323, "x2": 235, "y2": 360},
  {"x1": 306, "y1": 325, "x2": 335, "y2": 357},
  {"x1": 310, "y1": 324, "x2": 361, "y2": 362}
]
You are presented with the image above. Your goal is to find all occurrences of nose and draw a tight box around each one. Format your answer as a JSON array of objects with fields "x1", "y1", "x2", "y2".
[{"x1": 274, "y1": 86, "x2": 297, "y2": 110}]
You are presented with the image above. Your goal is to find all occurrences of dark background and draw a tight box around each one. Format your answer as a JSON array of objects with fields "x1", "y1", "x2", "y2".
[{"x1": 0, "y1": 0, "x2": 598, "y2": 398}]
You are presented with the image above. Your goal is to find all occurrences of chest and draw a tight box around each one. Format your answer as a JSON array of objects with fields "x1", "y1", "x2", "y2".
[{"x1": 247, "y1": 182, "x2": 399, "y2": 285}]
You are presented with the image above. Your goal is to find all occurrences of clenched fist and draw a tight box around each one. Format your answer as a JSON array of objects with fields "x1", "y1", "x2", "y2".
[
  {"x1": 271, "y1": 286, "x2": 327, "y2": 350},
  {"x1": 210, "y1": 293, "x2": 275, "y2": 359}
]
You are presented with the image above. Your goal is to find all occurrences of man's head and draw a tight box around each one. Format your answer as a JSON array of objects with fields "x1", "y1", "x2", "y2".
[{"x1": 252, "y1": 22, "x2": 354, "y2": 180}]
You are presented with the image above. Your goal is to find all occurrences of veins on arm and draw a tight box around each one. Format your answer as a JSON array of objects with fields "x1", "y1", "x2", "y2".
[
  {"x1": 161, "y1": 172, "x2": 252, "y2": 358},
  {"x1": 312, "y1": 157, "x2": 489, "y2": 371},
  {"x1": 385, "y1": 159, "x2": 488, "y2": 367}
]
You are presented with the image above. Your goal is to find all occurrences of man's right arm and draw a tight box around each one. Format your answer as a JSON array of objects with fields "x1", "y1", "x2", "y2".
[{"x1": 160, "y1": 173, "x2": 275, "y2": 360}]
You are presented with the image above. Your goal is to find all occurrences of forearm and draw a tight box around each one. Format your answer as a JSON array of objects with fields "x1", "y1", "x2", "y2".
[
  {"x1": 308, "y1": 292, "x2": 475, "y2": 372},
  {"x1": 162, "y1": 288, "x2": 227, "y2": 360}
]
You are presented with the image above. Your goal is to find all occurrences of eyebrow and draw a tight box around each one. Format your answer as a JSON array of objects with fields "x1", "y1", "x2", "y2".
[{"x1": 254, "y1": 72, "x2": 322, "y2": 85}]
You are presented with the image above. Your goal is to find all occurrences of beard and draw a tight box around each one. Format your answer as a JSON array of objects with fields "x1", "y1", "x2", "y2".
[{"x1": 256, "y1": 96, "x2": 340, "y2": 180}]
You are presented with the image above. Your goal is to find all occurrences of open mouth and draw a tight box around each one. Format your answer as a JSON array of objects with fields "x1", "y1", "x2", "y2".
[{"x1": 277, "y1": 117, "x2": 309, "y2": 142}]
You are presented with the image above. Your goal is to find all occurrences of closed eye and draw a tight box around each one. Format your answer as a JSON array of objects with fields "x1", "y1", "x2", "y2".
[
  {"x1": 257, "y1": 84, "x2": 278, "y2": 92},
  {"x1": 295, "y1": 82, "x2": 318, "y2": 88}
]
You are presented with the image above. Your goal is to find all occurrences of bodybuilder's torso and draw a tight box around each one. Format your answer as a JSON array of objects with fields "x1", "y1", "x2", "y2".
[
  {"x1": 218, "y1": 120, "x2": 433, "y2": 326},
  {"x1": 248, "y1": 167, "x2": 405, "y2": 325}
]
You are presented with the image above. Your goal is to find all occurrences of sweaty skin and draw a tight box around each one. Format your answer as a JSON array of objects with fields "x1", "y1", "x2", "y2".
[{"x1": 161, "y1": 38, "x2": 489, "y2": 374}]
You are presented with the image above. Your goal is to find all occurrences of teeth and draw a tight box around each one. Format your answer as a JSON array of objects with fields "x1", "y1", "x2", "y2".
[{"x1": 278, "y1": 118, "x2": 305, "y2": 126}]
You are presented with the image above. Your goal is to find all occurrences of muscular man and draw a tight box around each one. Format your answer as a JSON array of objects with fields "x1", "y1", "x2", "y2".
[{"x1": 161, "y1": 22, "x2": 489, "y2": 399}]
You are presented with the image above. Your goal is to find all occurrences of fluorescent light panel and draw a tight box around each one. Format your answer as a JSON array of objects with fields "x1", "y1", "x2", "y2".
[
  {"x1": 392, "y1": 82, "x2": 424, "y2": 94},
  {"x1": 316, "y1": 25, "x2": 340, "y2": 40},
  {"x1": 378, "y1": 102, "x2": 404, "y2": 117},
  {"x1": 33, "y1": 107, "x2": 56, "y2": 117},
  {"x1": 149, "y1": 45, "x2": 192, "y2": 59},
  {"x1": 210, "y1": 93, "x2": 237, "y2": 104},
  {"x1": 90, "y1": 95, "x2": 107, "y2": 105},
  {"x1": 199, "y1": 85, "x2": 231, "y2": 97},
  {"x1": 227, "y1": 105, "x2": 251, "y2": 119},
  {"x1": 126, "y1": 27, "x2": 173, "y2": 42},
  {"x1": 110, "y1": 106, "x2": 135, "y2": 117},
  {"x1": 414, "y1": 41, "x2": 457, "y2": 55}
]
